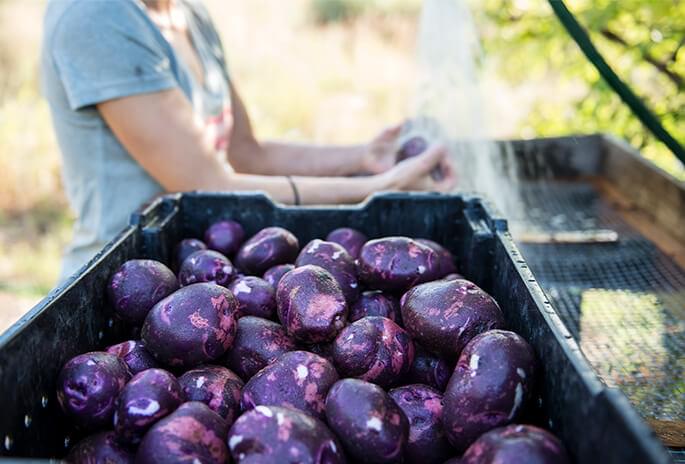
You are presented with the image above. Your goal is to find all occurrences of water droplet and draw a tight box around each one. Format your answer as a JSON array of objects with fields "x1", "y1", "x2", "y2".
[
  {"x1": 64, "y1": 436, "x2": 71, "y2": 448},
  {"x1": 4, "y1": 435, "x2": 12, "y2": 451},
  {"x1": 41, "y1": 395, "x2": 49, "y2": 408},
  {"x1": 98, "y1": 330, "x2": 104, "y2": 340},
  {"x1": 24, "y1": 415, "x2": 31, "y2": 427},
  {"x1": 107, "y1": 318, "x2": 114, "y2": 328}
]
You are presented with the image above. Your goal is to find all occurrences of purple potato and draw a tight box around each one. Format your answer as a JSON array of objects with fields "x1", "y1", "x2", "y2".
[
  {"x1": 204, "y1": 220, "x2": 246, "y2": 256},
  {"x1": 397, "y1": 136, "x2": 444, "y2": 181},
  {"x1": 142, "y1": 283, "x2": 239, "y2": 368},
  {"x1": 405, "y1": 344, "x2": 452, "y2": 391},
  {"x1": 296, "y1": 239, "x2": 359, "y2": 304},
  {"x1": 358, "y1": 237, "x2": 442, "y2": 292},
  {"x1": 416, "y1": 238, "x2": 457, "y2": 277},
  {"x1": 235, "y1": 227, "x2": 299, "y2": 275},
  {"x1": 113, "y1": 368, "x2": 183, "y2": 445},
  {"x1": 388, "y1": 385, "x2": 453, "y2": 464},
  {"x1": 349, "y1": 290, "x2": 401, "y2": 324},
  {"x1": 444, "y1": 273, "x2": 465, "y2": 281},
  {"x1": 223, "y1": 316, "x2": 297, "y2": 380},
  {"x1": 228, "y1": 405, "x2": 345, "y2": 464},
  {"x1": 326, "y1": 227, "x2": 367, "y2": 259},
  {"x1": 178, "y1": 365, "x2": 243, "y2": 425},
  {"x1": 178, "y1": 250, "x2": 236, "y2": 288},
  {"x1": 276, "y1": 265, "x2": 348, "y2": 343},
  {"x1": 56, "y1": 352, "x2": 130, "y2": 430},
  {"x1": 460, "y1": 424, "x2": 570, "y2": 464},
  {"x1": 333, "y1": 316, "x2": 414, "y2": 388},
  {"x1": 174, "y1": 239, "x2": 207, "y2": 270},
  {"x1": 108, "y1": 259, "x2": 178, "y2": 325},
  {"x1": 401, "y1": 279, "x2": 505, "y2": 358},
  {"x1": 443, "y1": 330, "x2": 536, "y2": 452},
  {"x1": 241, "y1": 350, "x2": 339, "y2": 420},
  {"x1": 262, "y1": 264, "x2": 295, "y2": 289},
  {"x1": 66, "y1": 431, "x2": 134, "y2": 464},
  {"x1": 325, "y1": 378, "x2": 408, "y2": 464},
  {"x1": 106, "y1": 340, "x2": 159, "y2": 375},
  {"x1": 228, "y1": 275, "x2": 276, "y2": 319},
  {"x1": 136, "y1": 401, "x2": 229, "y2": 464}
]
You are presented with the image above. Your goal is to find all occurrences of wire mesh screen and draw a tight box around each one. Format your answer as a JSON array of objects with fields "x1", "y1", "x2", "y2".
[{"x1": 510, "y1": 182, "x2": 685, "y2": 427}]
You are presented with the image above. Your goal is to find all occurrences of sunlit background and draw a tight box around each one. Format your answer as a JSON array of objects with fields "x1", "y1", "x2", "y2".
[{"x1": 0, "y1": 0, "x2": 683, "y2": 328}]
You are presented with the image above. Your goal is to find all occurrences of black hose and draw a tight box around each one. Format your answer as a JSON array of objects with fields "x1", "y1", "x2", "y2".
[{"x1": 547, "y1": 0, "x2": 685, "y2": 167}]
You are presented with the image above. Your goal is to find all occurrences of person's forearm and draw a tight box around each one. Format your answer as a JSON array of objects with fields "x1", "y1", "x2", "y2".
[{"x1": 229, "y1": 140, "x2": 368, "y2": 177}]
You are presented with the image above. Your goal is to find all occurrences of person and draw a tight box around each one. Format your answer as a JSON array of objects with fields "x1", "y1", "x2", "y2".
[{"x1": 41, "y1": 0, "x2": 455, "y2": 279}]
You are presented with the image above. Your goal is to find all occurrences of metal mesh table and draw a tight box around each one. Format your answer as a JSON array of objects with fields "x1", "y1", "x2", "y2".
[{"x1": 509, "y1": 180, "x2": 685, "y2": 461}]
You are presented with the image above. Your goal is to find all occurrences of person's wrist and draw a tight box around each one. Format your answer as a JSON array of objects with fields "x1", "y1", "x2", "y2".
[{"x1": 356, "y1": 144, "x2": 372, "y2": 174}]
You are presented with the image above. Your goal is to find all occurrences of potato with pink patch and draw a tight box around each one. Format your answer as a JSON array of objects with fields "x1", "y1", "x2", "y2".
[
  {"x1": 333, "y1": 316, "x2": 414, "y2": 388},
  {"x1": 141, "y1": 283, "x2": 239, "y2": 368},
  {"x1": 227, "y1": 405, "x2": 345, "y2": 464},
  {"x1": 405, "y1": 343, "x2": 452, "y2": 391},
  {"x1": 296, "y1": 239, "x2": 360, "y2": 304},
  {"x1": 460, "y1": 424, "x2": 570, "y2": 464},
  {"x1": 389, "y1": 384, "x2": 454, "y2": 464},
  {"x1": 401, "y1": 279, "x2": 505, "y2": 358},
  {"x1": 66, "y1": 431, "x2": 134, "y2": 464},
  {"x1": 106, "y1": 340, "x2": 159, "y2": 375},
  {"x1": 113, "y1": 368, "x2": 184, "y2": 445},
  {"x1": 228, "y1": 275, "x2": 276, "y2": 319},
  {"x1": 204, "y1": 219, "x2": 245, "y2": 256},
  {"x1": 235, "y1": 226, "x2": 299, "y2": 275},
  {"x1": 174, "y1": 238, "x2": 207, "y2": 270},
  {"x1": 443, "y1": 330, "x2": 536, "y2": 452},
  {"x1": 223, "y1": 316, "x2": 297, "y2": 380},
  {"x1": 136, "y1": 401, "x2": 229, "y2": 464},
  {"x1": 108, "y1": 259, "x2": 178, "y2": 325},
  {"x1": 325, "y1": 378, "x2": 408, "y2": 463},
  {"x1": 178, "y1": 250, "x2": 236, "y2": 288},
  {"x1": 326, "y1": 227, "x2": 367, "y2": 259},
  {"x1": 416, "y1": 238, "x2": 458, "y2": 277},
  {"x1": 56, "y1": 351, "x2": 130, "y2": 430},
  {"x1": 357, "y1": 237, "x2": 443, "y2": 292},
  {"x1": 276, "y1": 265, "x2": 348, "y2": 343},
  {"x1": 262, "y1": 263, "x2": 294, "y2": 289},
  {"x1": 241, "y1": 350, "x2": 338, "y2": 420},
  {"x1": 178, "y1": 365, "x2": 243, "y2": 425},
  {"x1": 349, "y1": 290, "x2": 401, "y2": 323}
]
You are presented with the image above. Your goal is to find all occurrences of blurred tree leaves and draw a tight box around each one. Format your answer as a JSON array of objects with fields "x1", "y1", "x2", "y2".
[{"x1": 475, "y1": 0, "x2": 685, "y2": 178}]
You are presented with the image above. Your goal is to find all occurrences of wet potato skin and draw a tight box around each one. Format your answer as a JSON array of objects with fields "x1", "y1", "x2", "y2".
[
  {"x1": 276, "y1": 265, "x2": 348, "y2": 343},
  {"x1": 141, "y1": 283, "x2": 239, "y2": 369},
  {"x1": 204, "y1": 220, "x2": 246, "y2": 257},
  {"x1": 333, "y1": 316, "x2": 414, "y2": 388},
  {"x1": 401, "y1": 279, "x2": 505, "y2": 358},
  {"x1": 358, "y1": 237, "x2": 444, "y2": 292},
  {"x1": 106, "y1": 340, "x2": 160, "y2": 375},
  {"x1": 178, "y1": 250, "x2": 236, "y2": 288},
  {"x1": 108, "y1": 259, "x2": 179, "y2": 325},
  {"x1": 135, "y1": 401, "x2": 229, "y2": 464},
  {"x1": 296, "y1": 239, "x2": 360, "y2": 305},
  {"x1": 66, "y1": 431, "x2": 135, "y2": 464},
  {"x1": 174, "y1": 238, "x2": 207, "y2": 271},
  {"x1": 228, "y1": 275, "x2": 277, "y2": 319},
  {"x1": 241, "y1": 350, "x2": 339, "y2": 420},
  {"x1": 113, "y1": 368, "x2": 184, "y2": 445},
  {"x1": 178, "y1": 365, "x2": 244, "y2": 425},
  {"x1": 262, "y1": 263, "x2": 295, "y2": 289},
  {"x1": 326, "y1": 227, "x2": 367, "y2": 259},
  {"x1": 349, "y1": 290, "x2": 401, "y2": 324},
  {"x1": 460, "y1": 424, "x2": 570, "y2": 464},
  {"x1": 325, "y1": 378, "x2": 409, "y2": 464},
  {"x1": 442, "y1": 330, "x2": 537, "y2": 452},
  {"x1": 388, "y1": 384, "x2": 454, "y2": 464},
  {"x1": 235, "y1": 226, "x2": 300, "y2": 275},
  {"x1": 56, "y1": 352, "x2": 131, "y2": 430},
  {"x1": 222, "y1": 316, "x2": 298, "y2": 380},
  {"x1": 404, "y1": 343, "x2": 452, "y2": 391}
]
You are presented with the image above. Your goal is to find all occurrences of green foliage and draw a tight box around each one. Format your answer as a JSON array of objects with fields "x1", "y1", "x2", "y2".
[
  {"x1": 475, "y1": 0, "x2": 685, "y2": 178},
  {"x1": 309, "y1": 0, "x2": 421, "y2": 24}
]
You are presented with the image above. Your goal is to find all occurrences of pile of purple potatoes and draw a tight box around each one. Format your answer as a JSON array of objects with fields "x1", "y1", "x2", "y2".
[{"x1": 58, "y1": 220, "x2": 571, "y2": 464}]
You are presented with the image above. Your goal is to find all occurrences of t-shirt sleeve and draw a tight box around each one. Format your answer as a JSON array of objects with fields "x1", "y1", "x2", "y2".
[{"x1": 49, "y1": 0, "x2": 177, "y2": 110}]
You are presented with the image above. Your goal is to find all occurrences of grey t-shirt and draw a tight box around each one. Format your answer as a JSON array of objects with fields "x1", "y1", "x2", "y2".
[{"x1": 41, "y1": 0, "x2": 232, "y2": 281}]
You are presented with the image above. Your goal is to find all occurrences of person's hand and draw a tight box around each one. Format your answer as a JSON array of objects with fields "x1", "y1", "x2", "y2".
[
  {"x1": 375, "y1": 143, "x2": 457, "y2": 193},
  {"x1": 360, "y1": 124, "x2": 403, "y2": 174}
]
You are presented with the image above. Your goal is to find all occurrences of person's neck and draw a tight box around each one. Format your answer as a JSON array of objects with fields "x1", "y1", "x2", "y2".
[{"x1": 142, "y1": 0, "x2": 173, "y2": 13}]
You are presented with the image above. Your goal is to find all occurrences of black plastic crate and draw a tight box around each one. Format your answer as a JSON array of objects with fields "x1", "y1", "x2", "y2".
[{"x1": 0, "y1": 192, "x2": 672, "y2": 463}]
